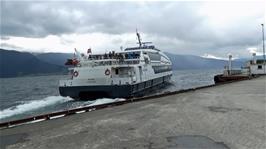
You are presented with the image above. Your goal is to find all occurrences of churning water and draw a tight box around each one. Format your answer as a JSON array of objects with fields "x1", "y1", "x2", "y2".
[{"x1": 0, "y1": 69, "x2": 221, "y2": 122}]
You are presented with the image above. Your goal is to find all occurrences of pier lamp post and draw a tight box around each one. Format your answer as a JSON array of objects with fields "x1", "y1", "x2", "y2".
[
  {"x1": 228, "y1": 54, "x2": 232, "y2": 75},
  {"x1": 262, "y1": 24, "x2": 265, "y2": 74}
]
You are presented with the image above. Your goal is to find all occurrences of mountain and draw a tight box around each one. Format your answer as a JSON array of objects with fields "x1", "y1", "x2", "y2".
[
  {"x1": 165, "y1": 52, "x2": 245, "y2": 70},
  {"x1": 0, "y1": 49, "x2": 248, "y2": 78},
  {"x1": 35, "y1": 53, "x2": 72, "y2": 66},
  {"x1": 0, "y1": 49, "x2": 66, "y2": 78}
]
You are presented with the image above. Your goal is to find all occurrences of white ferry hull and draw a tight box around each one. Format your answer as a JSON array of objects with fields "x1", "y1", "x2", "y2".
[{"x1": 59, "y1": 74, "x2": 171, "y2": 100}]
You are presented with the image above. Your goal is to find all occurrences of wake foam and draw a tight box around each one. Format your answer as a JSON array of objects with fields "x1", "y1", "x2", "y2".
[
  {"x1": 89, "y1": 98, "x2": 126, "y2": 106},
  {"x1": 0, "y1": 96, "x2": 73, "y2": 120}
]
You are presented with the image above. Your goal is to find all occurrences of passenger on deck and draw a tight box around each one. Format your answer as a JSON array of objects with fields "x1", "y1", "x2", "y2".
[{"x1": 108, "y1": 52, "x2": 112, "y2": 59}]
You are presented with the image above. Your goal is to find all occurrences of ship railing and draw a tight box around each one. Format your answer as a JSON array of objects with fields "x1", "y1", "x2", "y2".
[
  {"x1": 223, "y1": 69, "x2": 245, "y2": 76},
  {"x1": 82, "y1": 59, "x2": 140, "y2": 67}
]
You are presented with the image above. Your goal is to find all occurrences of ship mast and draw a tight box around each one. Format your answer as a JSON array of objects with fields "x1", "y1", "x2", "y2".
[
  {"x1": 136, "y1": 29, "x2": 142, "y2": 47},
  {"x1": 136, "y1": 30, "x2": 153, "y2": 47}
]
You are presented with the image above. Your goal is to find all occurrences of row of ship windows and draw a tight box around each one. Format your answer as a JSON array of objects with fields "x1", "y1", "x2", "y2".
[
  {"x1": 152, "y1": 65, "x2": 172, "y2": 74},
  {"x1": 145, "y1": 52, "x2": 170, "y2": 62},
  {"x1": 146, "y1": 52, "x2": 161, "y2": 61}
]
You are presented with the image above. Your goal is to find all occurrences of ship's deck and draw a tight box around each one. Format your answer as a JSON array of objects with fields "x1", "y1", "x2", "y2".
[{"x1": 1, "y1": 76, "x2": 265, "y2": 149}]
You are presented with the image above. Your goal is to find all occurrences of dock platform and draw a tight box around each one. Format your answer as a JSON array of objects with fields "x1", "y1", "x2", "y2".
[{"x1": 0, "y1": 76, "x2": 265, "y2": 149}]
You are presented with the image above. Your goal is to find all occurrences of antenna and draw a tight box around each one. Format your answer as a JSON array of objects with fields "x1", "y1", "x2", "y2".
[{"x1": 136, "y1": 29, "x2": 142, "y2": 47}]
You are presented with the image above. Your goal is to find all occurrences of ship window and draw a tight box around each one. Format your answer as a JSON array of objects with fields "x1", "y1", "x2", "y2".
[
  {"x1": 256, "y1": 60, "x2": 264, "y2": 64},
  {"x1": 258, "y1": 65, "x2": 262, "y2": 69},
  {"x1": 147, "y1": 52, "x2": 161, "y2": 61},
  {"x1": 115, "y1": 69, "x2": 119, "y2": 74},
  {"x1": 152, "y1": 65, "x2": 172, "y2": 74}
]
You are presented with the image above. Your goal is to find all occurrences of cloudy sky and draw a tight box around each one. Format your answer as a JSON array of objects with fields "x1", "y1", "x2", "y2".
[{"x1": 1, "y1": 0, "x2": 265, "y2": 58}]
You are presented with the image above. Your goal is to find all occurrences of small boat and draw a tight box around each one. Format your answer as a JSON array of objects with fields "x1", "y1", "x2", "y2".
[
  {"x1": 214, "y1": 53, "x2": 265, "y2": 84},
  {"x1": 214, "y1": 74, "x2": 250, "y2": 84}
]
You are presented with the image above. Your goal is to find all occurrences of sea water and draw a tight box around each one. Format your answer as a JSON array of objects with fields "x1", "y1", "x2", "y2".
[{"x1": 0, "y1": 69, "x2": 221, "y2": 122}]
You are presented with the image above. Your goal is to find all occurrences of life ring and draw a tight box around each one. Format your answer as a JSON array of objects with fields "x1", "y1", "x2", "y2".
[
  {"x1": 73, "y1": 71, "x2": 79, "y2": 77},
  {"x1": 105, "y1": 69, "x2": 110, "y2": 75}
]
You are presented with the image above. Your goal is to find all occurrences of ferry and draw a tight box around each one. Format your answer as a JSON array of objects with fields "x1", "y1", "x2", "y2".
[{"x1": 59, "y1": 32, "x2": 172, "y2": 99}]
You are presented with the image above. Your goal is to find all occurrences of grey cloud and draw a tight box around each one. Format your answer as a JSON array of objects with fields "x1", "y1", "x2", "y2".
[
  {"x1": 1, "y1": 1, "x2": 209, "y2": 38},
  {"x1": 1, "y1": 1, "x2": 78, "y2": 37},
  {"x1": 0, "y1": 1, "x2": 264, "y2": 57}
]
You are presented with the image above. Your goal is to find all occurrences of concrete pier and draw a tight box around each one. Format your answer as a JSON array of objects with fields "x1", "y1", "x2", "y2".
[{"x1": 1, "y1": 76, "x2": 265, "y2": 149}]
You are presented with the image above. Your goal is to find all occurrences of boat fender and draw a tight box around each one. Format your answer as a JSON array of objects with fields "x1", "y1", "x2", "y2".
[
  {"x1": 105, "y1": 69, "x2": 110, "y2": 75},
  {"x1": 73, "y1": 71, "x2": 79, "y2": 77}
]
